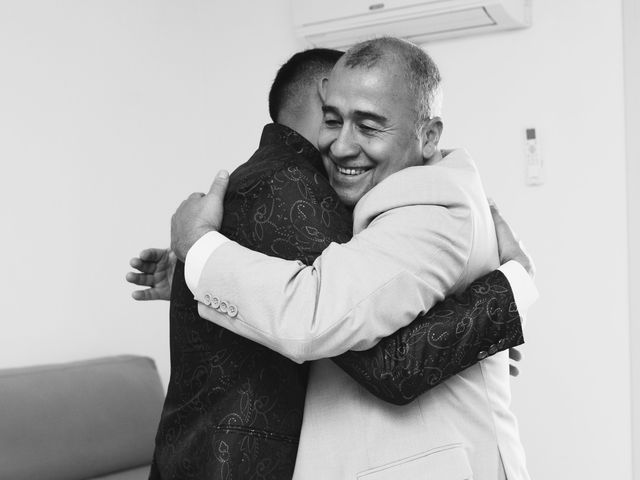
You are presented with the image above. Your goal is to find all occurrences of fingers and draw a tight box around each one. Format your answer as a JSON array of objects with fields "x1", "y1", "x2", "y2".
[
  {"x1": 125, "y1": 272, "x2": 156, "y2": 287},
  {"x1": 488, "y1": 199, "x2": 503, "y2": 220},
  {"x1": 490, "y1": 202, "x2": 514, "y2": 237},
  {"x1": 138, "y1": 248, "x2": 168, "y2": 262},
  {"x1": 490, "y1": 202, "x2": 522, "y2": 246},
  {"x1": 129, "y1": 258, "x2": 159, "y2": 274},
  {"x1": 131, "y1": 288, "x2": 160, "y2": 301},
  {"x1": 509, "y1": 347, "x2": 522, "y2": 362},
  {"x1": 489, "y1": 204, "x2": 502, "y2": 225},
  {"x1": 208, "y1": 170, "x2": 230, "y2": 197},
  {"x1": 130, "y1": 248, "x2": 170, "y2": 274},
  {"x1": 488, "y1": 199, "x2": 503, "y2": 222},
  {"x1": 489, "y1": 201, "x2": 536, "y2": 278},
  {"x1": 509, "y1": 347, "x2": 522, "y2": 377}
]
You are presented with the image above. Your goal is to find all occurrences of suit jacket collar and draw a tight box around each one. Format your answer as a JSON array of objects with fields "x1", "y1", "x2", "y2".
[{"x1": 259, "y1": 123, "x2": 325, "y2": 176}]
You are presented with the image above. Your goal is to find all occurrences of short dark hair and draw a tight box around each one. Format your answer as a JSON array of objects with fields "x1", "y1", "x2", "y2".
[
  {"x1": 268, "y1": 48, "x2": 343, "y2": 123},
  {"x1": 342, "y1": 37, "x2": 442, "y2": 129}
]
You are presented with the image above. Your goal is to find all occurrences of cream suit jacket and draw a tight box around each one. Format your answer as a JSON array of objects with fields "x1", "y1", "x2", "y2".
[{"x1": 186, "y1": 150, "x2": 529, "y2": 479}]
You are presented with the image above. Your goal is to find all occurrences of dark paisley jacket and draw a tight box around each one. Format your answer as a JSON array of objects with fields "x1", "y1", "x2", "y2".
[{"x1": 149, "y1": 124, "x2": 525, "y2": 480}]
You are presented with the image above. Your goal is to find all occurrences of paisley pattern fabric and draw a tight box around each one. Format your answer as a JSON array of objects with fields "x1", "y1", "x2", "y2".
[
  {"x1": 150, "y1": 124, "x2": 351, "y2": 480},
  {"x1": 149, "y1": 124, "x2": 524, "y2": 479},
  {"x1": 333, "y1": 270, "x2": 523, "y2": 405}
]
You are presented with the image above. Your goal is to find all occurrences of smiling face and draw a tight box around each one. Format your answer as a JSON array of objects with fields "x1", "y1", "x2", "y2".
[{"x1": 318, "y1": 61, "x2": 427, "y2": 207}]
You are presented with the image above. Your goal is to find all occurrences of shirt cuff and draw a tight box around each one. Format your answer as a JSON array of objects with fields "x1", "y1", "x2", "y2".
[
  {"x1": 498, "y1": 260, "x2": 539, "y2": 313},
  {"x1": 184, "y1": 230, "x2": 231, "y2": 295}
]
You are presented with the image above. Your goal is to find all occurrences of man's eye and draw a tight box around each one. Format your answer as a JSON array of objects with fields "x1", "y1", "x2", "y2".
[
  {"x1": 359, "y1": 124, "x2": 378, "y2": 134},
  {"x1": 323, "y1": 118, "x2": 341, "y2": 127}
]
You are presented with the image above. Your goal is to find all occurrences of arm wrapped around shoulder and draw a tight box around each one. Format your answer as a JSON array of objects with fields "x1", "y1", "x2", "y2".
[
  {"x1": 192, "y1": 187, "x2": 474, "y2": 362},
  {"x1": 333, "y1": 269, "x2": 525, "y2": 405}
]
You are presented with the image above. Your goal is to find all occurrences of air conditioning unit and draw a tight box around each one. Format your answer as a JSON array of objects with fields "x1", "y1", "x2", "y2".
[{"x1": 293, "y1": 0, "x2": 531, "y2": 49}]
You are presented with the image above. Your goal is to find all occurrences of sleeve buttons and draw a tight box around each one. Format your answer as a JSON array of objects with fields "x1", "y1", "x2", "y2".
[
  {"x1": 219, "y1": 301, "x2": 229, "y2": 313},
  {"x1": 211, "y1": 296, "x2": 221, "y2": 309}
]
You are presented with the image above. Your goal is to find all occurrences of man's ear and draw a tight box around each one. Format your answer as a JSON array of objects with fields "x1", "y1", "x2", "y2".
[
  {"x1": 421, "y1": 117, "x2": 443, "y2": 161},
  {"x1": 318, "y1": 77, "x2": 329, "y2": 103}
]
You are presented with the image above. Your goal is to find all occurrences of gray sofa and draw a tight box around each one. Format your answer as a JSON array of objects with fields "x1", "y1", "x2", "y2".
[{"x1": 0, "y1": 355, "x2": 165, "y2": 480}]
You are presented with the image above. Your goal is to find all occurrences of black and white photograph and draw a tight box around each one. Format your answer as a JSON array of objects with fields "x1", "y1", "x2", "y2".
[{"x1": 1, "y1": 1, "x2": 638, "y2": 479}]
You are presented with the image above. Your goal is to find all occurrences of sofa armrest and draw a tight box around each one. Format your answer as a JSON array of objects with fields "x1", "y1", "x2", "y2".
[{"x1": 0, "y1": 355, "x2": 164, "y2": 480}]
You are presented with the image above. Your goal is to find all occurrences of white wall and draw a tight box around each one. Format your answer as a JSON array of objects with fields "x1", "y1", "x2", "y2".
[
  {"x1": 0, "y1": 0, "x2": 303, "y2": 384},
  {"x1": 0, "y1": 1, "x2": 633, "y2": 479},
  {"x1": 424, "y1": 1, "x2": 632, "y2": 478}
]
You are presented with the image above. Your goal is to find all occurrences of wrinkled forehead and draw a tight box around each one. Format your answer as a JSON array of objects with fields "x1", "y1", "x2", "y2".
[{"x1": 324, "y1": 61, "x2": 417, "y2": 116}]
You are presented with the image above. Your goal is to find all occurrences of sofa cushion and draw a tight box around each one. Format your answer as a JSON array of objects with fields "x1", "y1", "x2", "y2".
[
  {"x1": 90, "y1": 464, "x2": 151, "y2": 480},
  {"x1": 0, "y1": 355, "x2": 164, "y2": 480}
]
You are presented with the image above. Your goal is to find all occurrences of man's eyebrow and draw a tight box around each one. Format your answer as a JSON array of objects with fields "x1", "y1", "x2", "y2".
[
  {"x1": 321, "y1": 105, "x2": 388, "y2": 124},
  {"x1": 353, "y1": 110, "x2": 388, "y2": 124}
]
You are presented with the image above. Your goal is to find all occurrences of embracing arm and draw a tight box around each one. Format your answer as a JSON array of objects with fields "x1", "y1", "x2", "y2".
[
  {"x1": 173, "y1": 163, "x2": 536, "y2": 405},
  {"x1": 182, "y1": 166, "x2": 502, "y2": 362},
  {"x1": 332, "y1": 203, "x2": 538, "y2": 405},
  {"x1": 333, "y1": 266, "x2": 528, "y2": 405},
  {"x1": 186, "y1": 200, "x2": 472, "y2": 362},
  {"x1": 132, "y1": 171, "x2": 536, "y2": 404}
]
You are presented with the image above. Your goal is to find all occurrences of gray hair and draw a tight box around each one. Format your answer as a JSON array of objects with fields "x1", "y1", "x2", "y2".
[{"x1": 342, "y1": 37, "x2": 442, "y2": 132}]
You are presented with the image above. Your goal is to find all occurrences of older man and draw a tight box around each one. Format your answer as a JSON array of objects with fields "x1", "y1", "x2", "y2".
[{"x1": 171, "y1": 38, "x2": 531, "y2": 479}]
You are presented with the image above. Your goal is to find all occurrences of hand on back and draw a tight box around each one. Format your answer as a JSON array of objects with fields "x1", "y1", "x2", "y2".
[
  {"x1": 170, "y1": 170, "x2": 229, "y2": 261},
  {"x1": 490, "y1": 200, "x2": 535, "y2": 278},
  {"x1": 126, "y1": 248, "x2": 176, "y2": 301},
  {"x1": 489, "y1": 200, "x2": 535, "y2": 378}
]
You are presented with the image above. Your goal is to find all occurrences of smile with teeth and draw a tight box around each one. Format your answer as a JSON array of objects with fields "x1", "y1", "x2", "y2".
[{"x1": 336, "y1": 165, "x2": 370, "y2": 176}]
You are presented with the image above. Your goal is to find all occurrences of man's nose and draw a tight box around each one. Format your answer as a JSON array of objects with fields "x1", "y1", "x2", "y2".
[{"x1": 330, "y1": 126, "x2": 360, "y2": 160}]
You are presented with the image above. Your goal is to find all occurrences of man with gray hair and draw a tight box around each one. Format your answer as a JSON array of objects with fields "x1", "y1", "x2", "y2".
[{"x1": 171, "y1": 37, "x2": 530, "y2": 479}]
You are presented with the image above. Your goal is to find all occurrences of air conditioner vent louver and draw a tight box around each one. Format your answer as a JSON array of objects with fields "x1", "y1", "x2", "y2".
[{"x1": 293, "y1": 0, "x2": 531, "y2": 48}]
